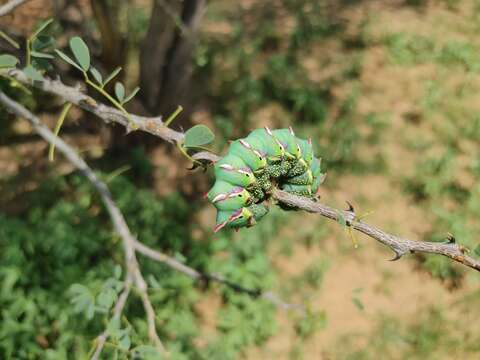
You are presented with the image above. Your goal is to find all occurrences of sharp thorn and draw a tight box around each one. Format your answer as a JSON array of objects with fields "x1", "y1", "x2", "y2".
[
  {"x1": 388, "y1": 251, "x2": 402, "y2": 261},
  {"x1": 446, "y1": 232, "x2": 456, "y2": 244},
  {"x1": 345, "y1": 200, "x2": 355, "y2": 213}
]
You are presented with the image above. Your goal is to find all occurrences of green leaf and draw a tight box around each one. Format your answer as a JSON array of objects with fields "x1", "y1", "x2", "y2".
[
  {"x1": 107, "y1": 316, "x2": 121, "y2": 338},
  {"x1": 132, "y1": 345, "x2": 160, "y2": 358},
  {"x1": 118, "y1": 334, "x2": 131, "y2": 351},
  {"x1": 23, "y1": 65, "x2": 43, "y2": 81},
  {"x1": 103, "y1": 67, "x2": 122, "y2": 87},
  {"x1": 114, "y1": 265, "x2": 122, "y2": 279},
  {"x1": 55, "y1": 49, "x2": 83, "y2": 72},
  {"x1": 32, "y1": 35, "x2": 54, "y2": 51},
  {"x1": 123, "y1": 86, "x2": 140, "y2": 104},
  {"x1": 69, "y1": 36, "x2": 90, "y2": 71},
  {"x1": 31, "y1": 18, "x2": 53, "y2": 39},
  {"x1": 115, "y1": 82, "x2": 125, "y2": 102},
  {"x1": 69, "y1": 283, "x2": 95, "y2": 319},
  {"x1": 31, "y1": 51, "x2": 54, "y2": 59},
  {"x1": 0, "y1": 54, "x2": 18, "y2": 68},
  {"x1": 183, "y1": 125, "x2": 215, "y2": 148},
  {"x1": 89, "y1": 67, "x2": 103, "y2": 86},
  {"x1": 97, "y1": 287, "x2": 117, "y2": 310}
]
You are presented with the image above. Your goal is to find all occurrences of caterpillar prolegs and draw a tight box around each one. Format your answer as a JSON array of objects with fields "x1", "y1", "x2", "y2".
[{"x1": 207, "y1": 127, "x2": 325, "y2": 232}]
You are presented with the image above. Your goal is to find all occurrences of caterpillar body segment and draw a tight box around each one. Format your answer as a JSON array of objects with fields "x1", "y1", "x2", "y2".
[
  {"x1": 297, "y1": 138, "x2": 314, "y2": 166},
  {"x1": 214, "y1": 204, "x2": 269, "y2": 232},
  {"x1": 208, "y1": 127, "x2": 324, "y2": 232},
  {"x1": 284, "y1": 168, "x2": 313, "y2": 186},
  {"x1": 272, "y1": 128, "x2": 302, "y2": 160},
  {"x1": 281, "y1": 183, "x2": 312, "y2": 196},
  {"x1": 207, "y1": 181, "x2": 251, "y2": 208},
  {"x1": 246, "y1": 128, "x2": 285, "y2": 162},
  {"x1": 229, "y1": 140, "x2": 267, "y2": 173},
  {"x1": 214, "y1": 155, "x2": 256, "y2": 188}
]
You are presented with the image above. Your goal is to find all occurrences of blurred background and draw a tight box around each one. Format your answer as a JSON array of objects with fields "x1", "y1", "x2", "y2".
[{"x1": 2, "y1": 0, "x2": 480, "y2": 358}]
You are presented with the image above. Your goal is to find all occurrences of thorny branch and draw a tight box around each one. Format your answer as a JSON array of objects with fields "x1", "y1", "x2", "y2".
[
  {"x1": 0, "y1": 0, "x2": 30, "y2": 17},
  {"x1": 4, "y1": 68, "x2": 480, "y2": 275},
  {"x1": 3, "y1": 69, "x2": 480, "y2": 274},
  {"x1": 273, "y1": 190, "x2": 480, "y2": 272}
]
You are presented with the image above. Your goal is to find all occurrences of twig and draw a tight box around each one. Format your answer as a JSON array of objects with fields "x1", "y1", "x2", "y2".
[
  {"x1": 91, "y1": 275, "x2": 133, "y2": 360},
  {"x1": 272, "y1": 189, "x2": 480, "y2": 272},
  {"x1": 0, "y1": 91, "x2": 166, "y2": 356},
  {"x1": 1, "y1": 69, "x2": 184, "y2": 144},
  {"x1": 0, "y1": 0, "x2": 30, "y2": 16},
  {"x1": 133, "y1": 240, "x2": 303, "y2": 311}
]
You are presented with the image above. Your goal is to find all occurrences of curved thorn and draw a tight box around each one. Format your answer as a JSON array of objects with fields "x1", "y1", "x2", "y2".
[
  {"x1": 388, "y1": 251, "x2": 402, "y2": 261},
  {"x1": 345, "y1": 200, "x2": 355, "y2": 213}
]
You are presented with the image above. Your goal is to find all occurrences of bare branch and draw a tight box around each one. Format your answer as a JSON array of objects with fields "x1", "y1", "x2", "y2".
[
  {"x1": 272, "y1": 189, "x2": 480, "y2": 272},
  {"x1": 0, "y1": 0, "x2": 30, "y2": 16},
  {"x1": 2, "y1": 69, "x2": 183, "y2": 143},
  {"x1": 91, "y1": 275, "x2": 133, "y2": 360},
  {"x1": 0, "y1": 91, "x2": 166, "y2": 356},
  {"x1": 133, "y1": 240, "x2": 303, "y2": 311}
]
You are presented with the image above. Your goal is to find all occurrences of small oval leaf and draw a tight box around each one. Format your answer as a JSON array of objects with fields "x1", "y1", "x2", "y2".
[
  {"x1": 103, "y1": 67, "x2": 122, "y2": 87},
  {"x1": 31, "y1": 18, "x2": 53, "y2": 39},
  {"x1": 0, "y1": 54, "x2": 19, "y2": 68},
  {"x1": 55, "y1": 49, "x2": 83, "y2": 72},
  {"x1": 69, "y1": 36, "x2": 90, "y2": 71},
  {"x1": 115, "y1": 82, "x2": 125, "y2": 102},
  {"x1": 184, "y1": 125, "x2": 215, "y2": 148},
  {"x1": 89, "y1": 67, "x2": 103, "y2": 86},
  {"x1": 123, "y1": 87, "x2": 140, "y2": 104},
  {"x1": 31, "y1": 51, "x2": 54, "y2": 59}
]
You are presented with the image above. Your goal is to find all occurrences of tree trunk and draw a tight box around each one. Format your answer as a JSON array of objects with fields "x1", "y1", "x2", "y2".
[{"x1": 139, "y1": 0, "x2": 205, "y2": 118}]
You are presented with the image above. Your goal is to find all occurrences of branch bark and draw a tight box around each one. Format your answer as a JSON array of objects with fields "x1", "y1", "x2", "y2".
[{"x1": 0, "y1": 0, "x2": 30, "y2": 16}]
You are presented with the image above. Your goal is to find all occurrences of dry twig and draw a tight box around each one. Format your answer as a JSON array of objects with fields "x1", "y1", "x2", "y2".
[{"x1": 0, "y1": 0, "x2": 30, "y2": 17}]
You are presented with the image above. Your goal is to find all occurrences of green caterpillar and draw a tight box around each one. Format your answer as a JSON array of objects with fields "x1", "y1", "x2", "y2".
[{"x1": 207, "y1": 127, "x2": 325, "y2": 232}]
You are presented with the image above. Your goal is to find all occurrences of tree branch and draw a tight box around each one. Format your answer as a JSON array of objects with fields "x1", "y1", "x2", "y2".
[
  {"x1": 3, "y1": 69, "x2": 480, "y2": 276},
  {"x1": 272, "y1": 189, "x2": 480, "y2": 272},
  {"x1": 0, "y1": 91, "x2": 166, "y2": 356},
  {"x1": 0, "y1": 0, "x2": 30, "y2": 16},
  {"x1": 91, "y1": 275, "x2": 133, "y2": 360},
  {"x1": 2, "y1": 69, "x2": 184, "y2": 144},
  {"x1": 133, "y1": 240, "x2": 303, "y2": 311}
]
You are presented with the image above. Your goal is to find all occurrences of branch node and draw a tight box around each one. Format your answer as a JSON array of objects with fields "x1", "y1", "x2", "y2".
[{"x1": 446, "y1": 232, "x2": 456, "y2": 244}]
